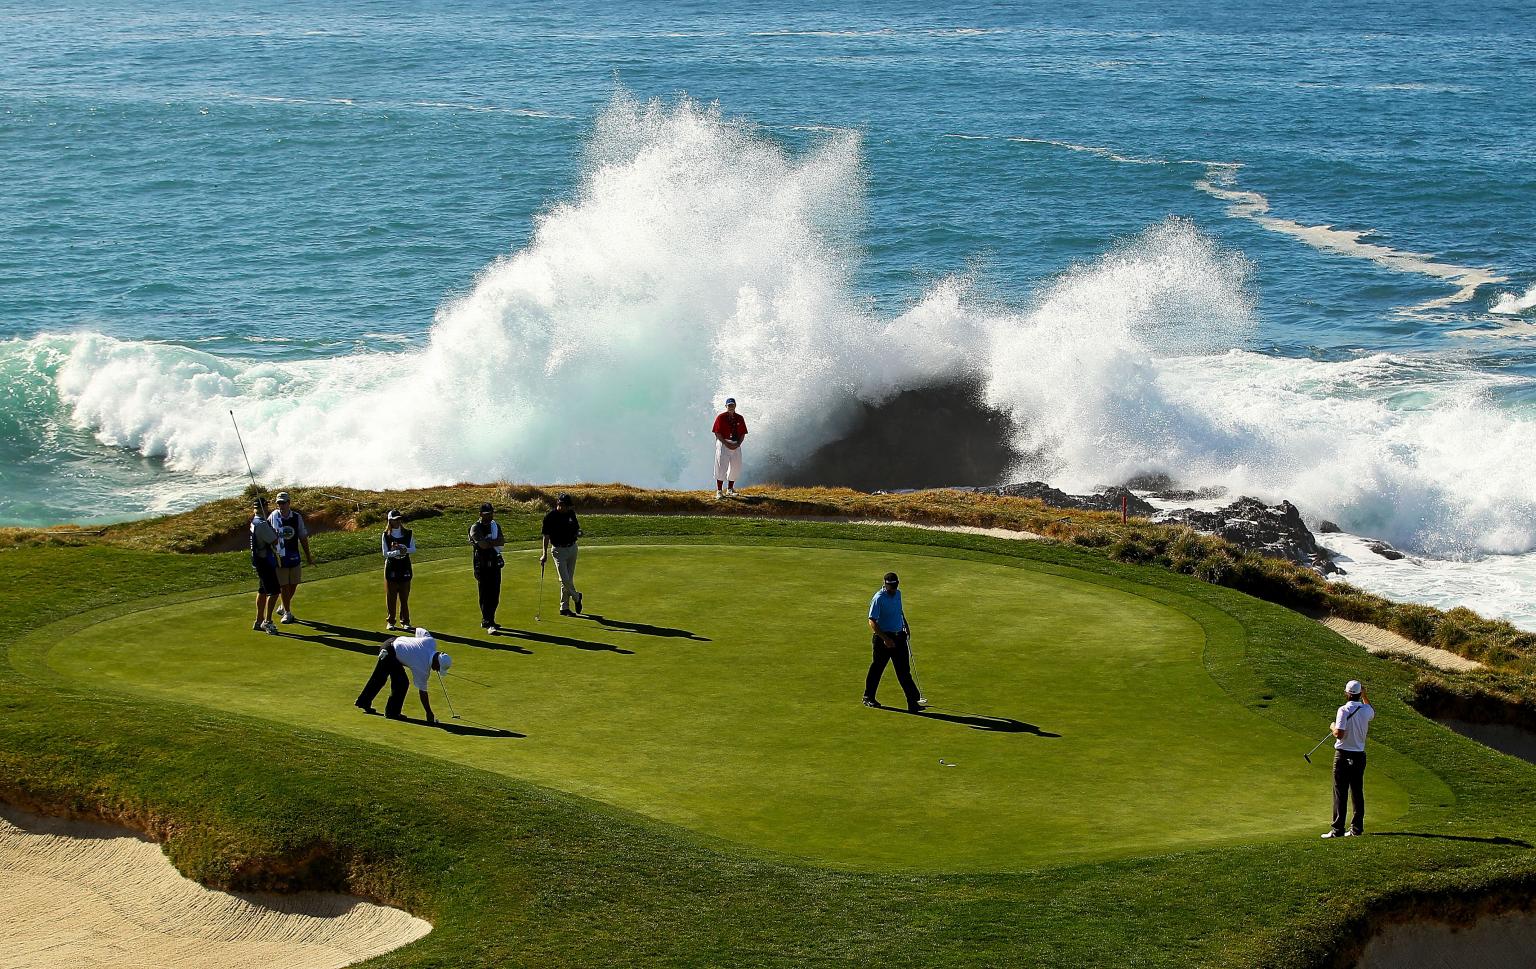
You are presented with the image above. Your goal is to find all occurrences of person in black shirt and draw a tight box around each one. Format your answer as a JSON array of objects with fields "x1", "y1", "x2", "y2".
[
  {"x1": 468, "y1": 502, "x2": 506, "y2": 631},
  {"x1": 541, "y1": 492, "x2": 583, "y2": 616}
]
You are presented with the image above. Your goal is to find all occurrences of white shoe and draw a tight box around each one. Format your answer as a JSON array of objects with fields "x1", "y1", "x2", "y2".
[
  {"x1": 279, "y1": 612, "x2": 296, "y2": 624},
  {"x1": 263, "y1": 620, "x2": 279, "y2": 635},
  {"x1": 715, "y1": 491, "x2": 724, "y2": 501},
  {"x1": 726, "y1": 487, "x2": 738, "y2": 496},
  {"x1": 1320, "y1": 831, "x2": 1345, "y2": 839}
]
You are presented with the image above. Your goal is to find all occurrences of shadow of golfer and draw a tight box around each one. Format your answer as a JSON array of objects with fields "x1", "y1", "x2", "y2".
[
  {"x1": 281, "y1": 632, "x2": 380, "y2": 656},
  {"x1": 376, "y1": 712, "x2": 523, "y2": 738},
  {"x1": 1370, "y1": 832, "x2": 1532, "y2": 847},
  {"x1": 492, "y1": 626, "x2": 634, "y2": 655},
  {"x1": 888, "y1": 708, "x2": 1062, "y2": 736},
  {"x1": 578, "y1": 613, "x2": 709, "y2": 641},
  {"x1": 302, "y1": 620, "x2": 392, "y2": 643},
  {"x1": 435, "y1": 630, "x2": 532, "y2": 654}
]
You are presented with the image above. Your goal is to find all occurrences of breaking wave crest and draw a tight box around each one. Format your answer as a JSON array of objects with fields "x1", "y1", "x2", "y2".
[{"x1": 7, "y1": 95, "x2": 1535, "y2": 560}]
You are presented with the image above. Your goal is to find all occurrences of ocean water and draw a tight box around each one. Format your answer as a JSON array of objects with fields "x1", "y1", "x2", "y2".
[{"x1": 2, "y1": 1, "x2": 1534, "y2": 626}]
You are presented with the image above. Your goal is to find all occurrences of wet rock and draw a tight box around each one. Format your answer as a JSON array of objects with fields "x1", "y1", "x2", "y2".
[
  {"x1": 1159, "y1": 496, "x2": 1341, "y2": 575},
  {"x1": 984, "y1": 481, "x2": 1157, "y2": 516},
  {"x1": 1319, "y1": 520, "x2": 1341, "y2": 534},
  {"x1": 1149, "y1": 486, "x2": 1230, "y2": 502},
  {"x1": 1366, "y1": 540, "x2": 1406, "y2": 561}
]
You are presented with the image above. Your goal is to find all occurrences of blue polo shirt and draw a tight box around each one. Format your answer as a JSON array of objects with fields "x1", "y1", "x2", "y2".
[{"x1": 869, "y1": 588, "x2": 905, "y2": 632}]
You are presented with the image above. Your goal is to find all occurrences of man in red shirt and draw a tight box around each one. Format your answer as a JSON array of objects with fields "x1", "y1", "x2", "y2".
[{"x1": 711, "y1": 397, "x2": 748, "y2": 499}]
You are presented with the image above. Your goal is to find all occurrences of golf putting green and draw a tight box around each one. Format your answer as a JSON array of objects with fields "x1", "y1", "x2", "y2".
[{"x1": 39, "y1": 539, "x2": 1411, "y2": 872}]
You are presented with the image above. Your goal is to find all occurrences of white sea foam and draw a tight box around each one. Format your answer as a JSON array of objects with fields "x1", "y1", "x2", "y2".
[
  {"x1": 17, "y1": 96, "x2": 1536, "y2": 611},
  {"x1": 1007, "y1": 137, "x2": 1167, "y2": 165},
  {"x1": 999, "y1": 135, "x2": 1508, "y2": 314},
  {"x1": 1192, "y1": 167, "x2": 1507, "y2": 311},
  {"x1": 1491, "y1": 283, "x2": 1536, "y2": 315}
]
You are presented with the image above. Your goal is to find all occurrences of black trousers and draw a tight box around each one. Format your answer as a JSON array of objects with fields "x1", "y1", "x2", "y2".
[
  {"x1": 474, "y1": 561, "x2": 502, "y2": 625},
  {"x1": 865, "y1": 630, "x2": 921, "y2": 710},
  {"x1": 356, "y1": 639, "x2": 407, "y2": 717},
  {"x1": 1331, "y1": 749, "x2": 1367, "y2": 835}
]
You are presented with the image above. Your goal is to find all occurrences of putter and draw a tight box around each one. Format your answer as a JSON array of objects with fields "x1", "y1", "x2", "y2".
[
  {"x1": 536, "y1": 557, "x2": 546, "y2": 622},
  {"x1": 437, "y1": 669, "x2": 460, "y2": 720}
]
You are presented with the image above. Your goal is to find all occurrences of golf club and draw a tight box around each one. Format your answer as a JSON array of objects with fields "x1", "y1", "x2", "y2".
[
  {"x1": 1303, "y1": 701, "x2": 1363, "y2": 763},
  {"x1": 228, "y1": 410, "x2": 260, "y2": 490},
  {"x1": 437, "y1": 669, "x2": 460, "y2": 720},
  {"x1": 536, "y1": 557, "x2": 546, "y2": 622},
  {"x1": 906, "y1": 622, "x2": 927, "y2": 707}
]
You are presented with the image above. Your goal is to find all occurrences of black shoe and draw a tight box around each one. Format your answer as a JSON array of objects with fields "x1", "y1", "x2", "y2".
[
  {"x1": 862, "y1": 697, "x2": 880, "y2": 708},
  {"x1": 385, "y1": 713, "x2": 406, "y2": 721},
  {"x1": 355, "y1": 702, "x2": 378, "y2": 715},
  {"x1": 481, "y1": 620, "x2": 492, "y2": 629},
  {"x1": 559, "y1": 608, "x2": 574, "y2": 616},
  {"x1": 574, "y1": 592, "x2": 583, "y2": 614}
]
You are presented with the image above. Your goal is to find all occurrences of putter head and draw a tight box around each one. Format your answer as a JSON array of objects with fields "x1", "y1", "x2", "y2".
[{"x1": 1303, "y1": 753, "x2": 1312, "y2": 764}]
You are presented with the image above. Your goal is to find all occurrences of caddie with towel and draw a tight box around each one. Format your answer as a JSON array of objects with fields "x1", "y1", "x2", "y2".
[
  {"x1": 542, "y1": 492, "x2": 584, "y2": 616},
  {"x1": 267, "y1": 491, "x2": 314, "y2": 624},
  {"x1": 468, "y1": 502, "x2": 506, "y2": 632},
  {"x1": 1322, "y1": 679, "x2": 1375, "y2": 839},
  {"x1": 354, "y1": 626, "x2": 451, "y2": 723}
]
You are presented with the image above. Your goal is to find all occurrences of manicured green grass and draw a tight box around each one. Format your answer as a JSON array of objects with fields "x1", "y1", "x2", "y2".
[
  {"x1": 37, "y1": 540, "x2": 1413, "y2": 872},
  {"x1": 4, "y1": 512, "x2": 1536, "y2": 967}
]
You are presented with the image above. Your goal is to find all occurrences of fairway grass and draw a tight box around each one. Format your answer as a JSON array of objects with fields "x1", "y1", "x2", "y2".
[
  {"x1": 37, "y1": 540, "x2": 1410, "y2": 872},
  {"x1": 5, "y1": 514, "x2": 1536, "y2": 968}
]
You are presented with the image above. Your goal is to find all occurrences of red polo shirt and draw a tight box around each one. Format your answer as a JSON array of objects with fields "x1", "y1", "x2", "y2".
[{"x1": 712, "y1": 411, "x2": 747, "y2": 442}]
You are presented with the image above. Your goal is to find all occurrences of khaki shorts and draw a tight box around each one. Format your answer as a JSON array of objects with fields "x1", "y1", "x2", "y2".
[{"x1": 276, "y1": 565, "x2": 303, "y2": 586}]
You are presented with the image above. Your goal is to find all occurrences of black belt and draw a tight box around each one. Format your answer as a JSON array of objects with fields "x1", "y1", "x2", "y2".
[{"x1": 552, "y1": 542, "x2": 576, "y2": 548}]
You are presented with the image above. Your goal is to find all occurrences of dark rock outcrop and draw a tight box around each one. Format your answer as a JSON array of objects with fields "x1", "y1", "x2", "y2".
[
  {"x1": 1159, "y1": 496, "x2": 1341, "y2": 575},
  {"x1": 981, "y1": 481, "x2": 1157, "y2": 517},
  {"x1": 1319, "y1": 520, "x2": 1341, "y2": 534},
  {"x1": 1366, "y1": 540, "x2": 1406, "y2": 561}
]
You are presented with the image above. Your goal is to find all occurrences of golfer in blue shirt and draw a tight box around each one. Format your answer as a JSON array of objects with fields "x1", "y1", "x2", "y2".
[{"x1": 864, "y1": 572, "x2": 926, "y2": 712}]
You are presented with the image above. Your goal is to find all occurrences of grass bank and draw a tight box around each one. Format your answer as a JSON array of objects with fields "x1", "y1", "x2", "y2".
[{"x1": 4, "y1": 495, "x2": 1536, "y2": 966}]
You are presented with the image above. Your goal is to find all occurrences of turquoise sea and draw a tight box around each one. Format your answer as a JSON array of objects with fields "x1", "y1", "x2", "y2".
[{"x1": 2, "y1": 1, "x2": 1534, "y2": 624}]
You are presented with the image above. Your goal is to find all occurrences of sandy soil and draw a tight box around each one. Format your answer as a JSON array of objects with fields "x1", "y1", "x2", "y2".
[
  {"x1": 1356, "y1": 909, "x2": 1536, "y2": 968},
  {"x1": 845, "y1": 519, "x2": 1048, "y2": 541},
  {"x1": 0, "y1": 805, "x2": 430, "y2": 969},
  {"x1": 1320, "y1": 617, "x2": 1482, "y2": 672}
]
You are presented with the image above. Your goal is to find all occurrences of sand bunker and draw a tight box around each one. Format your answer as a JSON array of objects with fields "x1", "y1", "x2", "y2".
[
  {"x1": 0, "y1": 805, "x2": 430, "y2": 969},
  {"x1": 1356, "y1": 909, "x2": 1536, "y2": 968},
  {"x1": 848, "y1": 518, "x2": 1048, "y2": 541},
  {"x1": 1321, "y1": 617, "x2": 1481, "y2": 673}
]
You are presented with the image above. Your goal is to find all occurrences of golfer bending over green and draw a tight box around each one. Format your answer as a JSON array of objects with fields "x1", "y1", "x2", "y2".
[
  {"x1": 355, "y1": 627, "x2": 452, "y2": 723},
  {"x1": 864, "y1": 572, "x2": 926, "y2": 713}
]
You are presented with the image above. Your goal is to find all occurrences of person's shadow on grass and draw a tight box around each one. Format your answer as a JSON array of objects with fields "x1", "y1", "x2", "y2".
[
  {"x1": 886, "y1": 707, "x2": 1062, "y2": 736},
  {"x1": 576, "y1": 613, "x2": 709, "y2": 641},
  {"x1": 492, "y1": 626, "x2": 634, "y2": 655},
  {"x1": 360, "y1": 710, "x2": 523, "y2": 739}
]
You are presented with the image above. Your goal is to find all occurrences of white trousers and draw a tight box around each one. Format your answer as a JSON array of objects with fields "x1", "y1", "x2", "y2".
[{"x1": 713, "y1": 441, "x2": 742, "y2": 484}]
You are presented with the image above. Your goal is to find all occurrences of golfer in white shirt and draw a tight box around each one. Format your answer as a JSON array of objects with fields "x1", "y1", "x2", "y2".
[
  {"x1": 1322, "y1": 679, "x2": 1374, "y2": 838},
  {"x1": 354, "y1": 627, "x2": 452, "y2": 724}
]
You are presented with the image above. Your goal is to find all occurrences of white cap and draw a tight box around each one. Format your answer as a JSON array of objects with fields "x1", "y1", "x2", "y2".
[
  {"x1": 1346, "y1": 680, "x2": 1363, "y2": 696},
  {"x1": 436, "y1": 652, "x2": 452, "y2": 673},
  {"x1": 416, "y1": 627, "x2": 430, "y2": 639}
]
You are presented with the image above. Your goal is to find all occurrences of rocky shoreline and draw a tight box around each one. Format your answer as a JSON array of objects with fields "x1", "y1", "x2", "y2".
[{"x1": 963, "y1": 480, "x2": 1415, "y2": 578}]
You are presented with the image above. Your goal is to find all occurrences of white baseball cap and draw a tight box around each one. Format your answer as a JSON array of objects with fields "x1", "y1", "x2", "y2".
[
  {"x1": 436, "y1": 652, "x2": 452, "y2": 673},
  {"x1": 1346, "y1": 680, "x2": 1363, "y2": 696}
]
